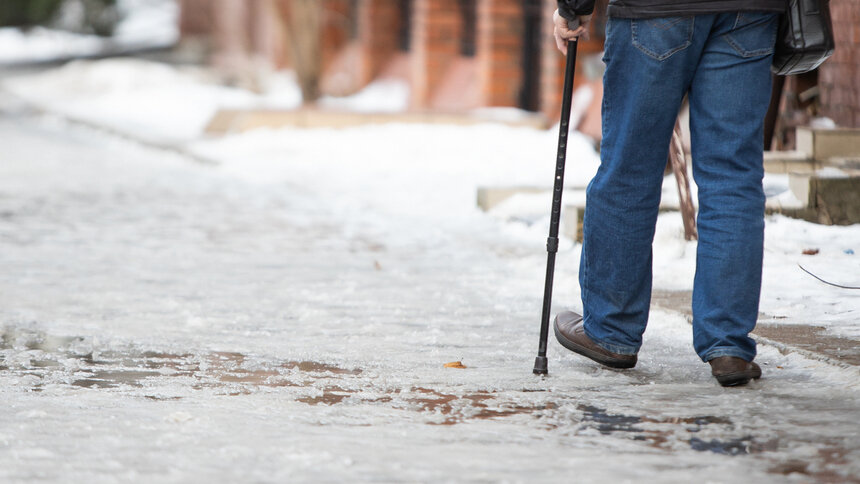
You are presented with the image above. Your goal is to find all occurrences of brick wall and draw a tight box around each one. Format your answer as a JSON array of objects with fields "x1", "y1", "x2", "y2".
[
  {"x1": 321, "y1": 0, "x2": 352, "y2": 72},
  {"x1": 179, "y1": 0, "x2": 284, "y2": 77},
  {"x1": 247, "y1": 0, "x2": 280, "y2": 69},
  {"x1": 179, "y1": 0, "x2": 611, "y2": 117},
  {"x1": 210, "y1": 0, "x2": 252, "y2": 76},
  {"x1": 320, "y1": 0, "x2": 403, "y2": 96},
  {"x1": 179, "y1": 0, "x2": 213, "y2": 36},
  {"x1": 818, "y1": 0, "x2": 860, "y2": 128},
  {"x1": 359, "y1": 0, "x2": 402, "y2": 84}
]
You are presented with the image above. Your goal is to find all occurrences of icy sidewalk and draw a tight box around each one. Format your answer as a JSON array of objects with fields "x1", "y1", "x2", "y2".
[
  {"x1": 1, "y1": 107, "x2": 860, "y2": 483},
  {"x1": 5, "y1": 57, "x2": 857, "y2": 349}
]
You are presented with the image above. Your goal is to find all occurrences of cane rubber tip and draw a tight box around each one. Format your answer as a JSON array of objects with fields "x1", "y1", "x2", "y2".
[{"x1": 533, "y1": 356, "x2": 548, "y2": 375}]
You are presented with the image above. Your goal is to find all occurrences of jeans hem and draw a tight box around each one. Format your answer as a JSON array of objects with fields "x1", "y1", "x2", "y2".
[
  {"x1": 701, "y1": 348, "x2": 756, "y2": 363},
  {"x1": 583, "y1": 326, "x2": 640, "y2": 356}
]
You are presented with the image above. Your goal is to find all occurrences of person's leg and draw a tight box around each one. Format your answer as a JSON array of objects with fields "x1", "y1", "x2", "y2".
[
  {"x1": 687, "y1": 12, "x2": 778, "y2": 362},
  {"x1": 578, "y1": 16, "x2": 710, "y2": 355}
]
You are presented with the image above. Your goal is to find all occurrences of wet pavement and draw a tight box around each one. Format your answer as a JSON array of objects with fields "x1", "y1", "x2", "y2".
[{"x1": 653, "y1": 290, "x2": 860, "y2": 366}]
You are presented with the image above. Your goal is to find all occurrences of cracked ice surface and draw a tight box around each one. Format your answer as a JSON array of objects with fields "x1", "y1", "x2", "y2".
[{"x1": 1, "y1": 113, "x2": 859, "y2": 483}]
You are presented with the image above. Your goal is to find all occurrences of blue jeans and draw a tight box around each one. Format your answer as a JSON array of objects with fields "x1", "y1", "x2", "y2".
[{"x1": 580, "y1": 13, "x2": 778, "y2": 362}]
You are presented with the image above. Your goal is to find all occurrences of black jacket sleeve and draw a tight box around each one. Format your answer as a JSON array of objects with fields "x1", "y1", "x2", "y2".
[{"x1": 557, "y1": 0, "x2": 596, "y2": 19}]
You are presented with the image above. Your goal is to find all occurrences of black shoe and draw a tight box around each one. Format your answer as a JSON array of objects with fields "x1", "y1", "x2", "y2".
[
  {"x1": 553, "y1": 311, "x2": 637, "y2": 369},
  {"x1": 708, "y1": 356, "x2": 762, "y2": 387}
]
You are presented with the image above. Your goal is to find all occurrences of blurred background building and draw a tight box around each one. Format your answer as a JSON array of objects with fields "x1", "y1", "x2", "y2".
[
  {"x1": 177, "y1": 0, "x2": 606, "y2": 124},
  {"x1": 175, "y1": 0, "x2": 860, "y2": 142}
]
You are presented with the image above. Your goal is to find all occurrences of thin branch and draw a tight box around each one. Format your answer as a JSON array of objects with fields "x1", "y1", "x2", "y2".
[
  {"x1": 669, "y1": 117, "x2": 697, "y2": 241},
  {"x1": 798, "y1": 264, "x2": 860, "y2": 289}
]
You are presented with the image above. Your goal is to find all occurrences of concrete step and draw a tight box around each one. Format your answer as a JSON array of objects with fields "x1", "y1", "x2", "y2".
[
  {"x1": 477, "y1": 185, "x2": 683, "y2": 243},
  {"x1": 481, "y1": 171, "x2": 859, "y2": 242},
  {"x1": 797, "y1": 127, "x2": 860, "y2": 160},
  {"x1": 205, "y1": 109, "x2": 548, "y2": 134},
  {"x1": 763, "y1": 150, "x2": 819, "y2": 174},
  {"x1": 784, "y1": 169, "x2": 860, "y2": 225}
]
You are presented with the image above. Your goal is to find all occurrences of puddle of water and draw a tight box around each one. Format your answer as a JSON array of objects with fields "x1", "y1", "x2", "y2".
[
  {"x1": 576, "y1": 405, "x2": 734, "y2": 436},
  {"x1": 1, "y1": 327, "x2": 365, "y2": 395},
  {"x1": 73, "y1": 370, "x2": 162, "y2": 389},
  {"x1": 404, "y1": 387, "x2": 560, "y2": 426},
  {"x1": 297, "y1": 386, "x2": 355, "y2": 406},
  {"x1": 143, "y1": 395, "x2": 183, "y2": 401},
  {"x1": 409, "y1": 387, "x2": 459, "y2": 414},
  {"x1": 297, "y1": 393, "x2": 350, "y2": 405},
  {"x1": 559, "y1": 404, "x2": 761, "y2": 455},
  {"x1": 3, "y1": 328, "x2": 739, "y2": 437},
  {"x1": 579, "y1": 404, "x2": 643, "y2": 434},
  {"x1": 283, "y1": 360, "x2": 362, "y2": 375},
  {"x1": 689, "y1": 436, "x2": 754, "y2": 456},
  {"x1": 767, "y1": 446, "x2": 856, "y2": 482}
]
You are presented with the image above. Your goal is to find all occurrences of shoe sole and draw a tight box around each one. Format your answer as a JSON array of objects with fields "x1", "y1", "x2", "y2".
[
  {"x1": 714, "y1": 370, "x2": 762, "y2": 387},
  {"x1": 553, "y1": 317, "x2": 636, "y2": 369}
]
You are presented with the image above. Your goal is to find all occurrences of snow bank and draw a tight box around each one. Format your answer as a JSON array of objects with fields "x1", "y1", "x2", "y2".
[
  {"x1": 0, "y1": 0, "x2": 179, "y2": 65},
  {"x1": 761, "y1": 215, "x2": 860, "y2": 338},
  {"x1": 319, "y1": 79, "x2": 410, "y2": 113},
  {"x1": 3, "y1": 59, "x2": 269, "y2": 142}
]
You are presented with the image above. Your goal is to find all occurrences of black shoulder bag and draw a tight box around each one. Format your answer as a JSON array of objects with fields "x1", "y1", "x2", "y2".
[{"x1": 772, "y1": 0, "x2": 836, "y2": 75}]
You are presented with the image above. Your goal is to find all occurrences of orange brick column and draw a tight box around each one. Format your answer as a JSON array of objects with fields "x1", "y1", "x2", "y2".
[
  {"x1": 357, "y1": 0, "x2": 402, "y2": 85},
  {"x1": 818, "y1": 0, "x2": 860, "y2": 127},
  {"x1": 247, "y1": 0, "x2": 282, "y2": 69},
  {"x1": 411, "y1": 0, "x2": 463, "y2": 108},
  {"x1": 477, "y1": 0, "x2": 524, "y2": 107},
  {"x1": 179, "y1": 0, "x2": 214, "y2": 37},
  {"x1": 210, "y1": 0, "x2": 255, "y2": 79},
  {"x1": 321, "y1": 0, "x2": 353, "y2": 72}
]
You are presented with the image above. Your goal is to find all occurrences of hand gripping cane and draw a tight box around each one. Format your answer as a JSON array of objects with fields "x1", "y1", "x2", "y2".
[{"x1": 533, "y1": 27, "x2": 580, "y2": 376}]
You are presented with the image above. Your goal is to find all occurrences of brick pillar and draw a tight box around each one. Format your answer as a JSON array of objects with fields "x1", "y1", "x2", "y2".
[
  {"x1": 411, "y1": 0, "x2": 463, "y2": 108},
  {"x1": 357, "y1": 0, "x2": 402, "y2": 84},
  {"x1": 179, "y1": 0, "x2": 214, "y2": 37},
  {"x1": 477, "y1": 0, "x2": 524, "y2": 107},
  {"x1": 211, "y1": 0, "x2": 252, "y2": 76},
  {"x1": 818, "y1": 0, "x2": 860, "y2": 128},
  {"x1": 247, "y1": 0, "x2": 282, "y2": 69},
  {"x1": 321, "y1": 0, "x2": 353, "y2": 72}
]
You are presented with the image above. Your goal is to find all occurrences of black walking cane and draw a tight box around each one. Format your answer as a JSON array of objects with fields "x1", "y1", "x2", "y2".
[{"x1": 533, "y1": 34, "x2": 579, "y2": 376}]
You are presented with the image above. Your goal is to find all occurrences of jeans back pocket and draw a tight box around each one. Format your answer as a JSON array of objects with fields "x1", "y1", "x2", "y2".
[
  {"x1": 723, "y1": 12, "x2": 779, "y2": 58},
  {"x1": 632, "y1": 17, "x2": 694, "y2": 61}
]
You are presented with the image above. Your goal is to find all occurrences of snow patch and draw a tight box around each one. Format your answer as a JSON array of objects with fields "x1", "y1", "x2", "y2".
[
  {"x1": 0, "y1": 0, "x2": 179, "y2": 65},
  {"x1": 319, "y1": 79, "x2": 410, "y2": 113}
]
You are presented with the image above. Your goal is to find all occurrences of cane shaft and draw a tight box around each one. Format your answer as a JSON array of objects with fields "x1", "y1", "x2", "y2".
[{"x1": 534, "y1": 39, "x2": 578, "y2": 375}]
